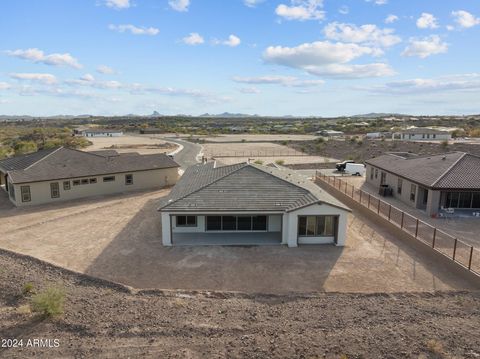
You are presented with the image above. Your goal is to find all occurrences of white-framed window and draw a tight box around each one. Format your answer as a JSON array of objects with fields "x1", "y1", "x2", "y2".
[
  {"x1": 410, "y1": 184, "x2": 416, "y2": 202},
  {"x1": 125, "y1": 174, "x2": 133, "y2": 185},
  {"x1": 103, "y1": 176, "x2": 115, "y2": 182},
  {"x1": 21, "y1": 185, "x2": 31, "y2": 202},
  {"x1": 89, "y1": 178, "x2": 97, "y2": 184},
  {"x1": 50, "y1": 182, "x2": 60, "y2": 198},
  {"x1": 63, "y1": 181, "x2": 71, "y2": 190},
  {"x1": 73, "y1": 180, "x2": 80, "y2": 186},
  {"x1": 205, "y1": 215, "x2": 267, "y2": 231},
  {"x1": 397, "y1": 178, "x2": 402, "y2": 194},
  {"x1": 176, "y1": 216, "x2": 197, "y2": 227},
  {"x1": 298, "y1": 216, "x2": 336, "y2": 237}
]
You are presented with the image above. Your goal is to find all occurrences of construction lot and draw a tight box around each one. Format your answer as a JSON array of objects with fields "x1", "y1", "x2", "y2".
[
  {"x1": 84, "y1": 134, "x2": 177, "y2": 155},
  {"x1": 0, "y1": 188, "x2": 477, "y2": 294}
]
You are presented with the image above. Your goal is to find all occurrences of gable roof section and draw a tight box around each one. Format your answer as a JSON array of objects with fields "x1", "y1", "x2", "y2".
[
  {"x1": 366, "y1": 152, "x2": 480, "y2": 189},
  {"x1": 1, "y1": 147, "x2": 179, "y2": 184},
  {"x1": 160, "y1": 162, "x2": 350, "y2": 212},
  {"x1": 0, "y1": 147, "x2": 60, "y2": 171}
]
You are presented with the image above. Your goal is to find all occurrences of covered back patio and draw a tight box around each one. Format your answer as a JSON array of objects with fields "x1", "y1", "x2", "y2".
[{"x1": 172, "y1": 231, "x2": 283, "y2": 246}]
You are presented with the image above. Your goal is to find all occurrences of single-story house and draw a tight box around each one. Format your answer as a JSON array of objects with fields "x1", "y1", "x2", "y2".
[
  {"x1": 393, "y1": 128, "x2": 451, "y2": 141},
  {"x1": 159, "y1": 162, "x2": 351, "y2": 247},
  {"x1": 316, "y1": 130, "x2": 344, "y2": 137},
  {"x1": 0, "y1": 147, "x2": 179, "y2": 206},
  {"x1": 365, "y1": 152, "x2": 480, "y2": 216},
  {"x1": 80, "y1": 129, "x2": 123, "y2": 137}
]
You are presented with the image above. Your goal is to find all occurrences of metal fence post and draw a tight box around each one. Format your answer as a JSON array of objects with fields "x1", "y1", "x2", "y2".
[
  {"x1": 377, "y1": 199, "x2": 380, "y2": 214},
  {"x1": 360, "y1": 190, "x2": 362, "y2": 204},
  {"x1": 415, "y1": 219, "x2": 419, "y2": 238},
  {"x1": 453, "y1": 238, "x2": 458, "y2": 261},
  {"x1": 388, "y1": 205, "x2": 392, "y2": 221},
  {"x1": 351, "y1": 186, "x2": 354, "y2": 198},
  {"x1": 468, "y1": 246, "x2": 474, "y2": 270},
  {"x1": 432, "y1": 228, "x2": 436, "y2": 248},
  {"x1": 401, "y1": 212, "x2": 404, "y2": 229},
  {"x1": 368, "y1": 194, "x2": 371, "y2": 209}
]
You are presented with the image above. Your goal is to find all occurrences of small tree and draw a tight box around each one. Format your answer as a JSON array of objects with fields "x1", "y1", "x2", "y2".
[
  {"x1": 440, "y1": 140, "x2": 449, "y2": 149},
  {"x1": 275, "y1": 159, "x2": 285, "y2": 166}
]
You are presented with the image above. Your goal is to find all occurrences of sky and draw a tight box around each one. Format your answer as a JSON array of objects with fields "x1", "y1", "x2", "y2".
[{"x1": 0, "y1": 0, "x2": 479, "y2": 117}]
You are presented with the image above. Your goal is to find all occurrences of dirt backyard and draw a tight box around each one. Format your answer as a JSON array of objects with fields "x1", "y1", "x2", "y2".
[
  {"x1": 1, "y1": 251, "x2": 480, "y2": 358},
  {"x1": 0, "y1": 186, "x2": 477, "y2": 294}
]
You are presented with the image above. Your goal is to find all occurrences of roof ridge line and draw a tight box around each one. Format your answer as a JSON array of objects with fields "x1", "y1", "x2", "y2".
[
  {"x1": 251, "y1": 164, "x2": 311, "y2": 194},
  {"x1": 23, "y1": 146, "x2": 64, "y2": 170},
  {"x1": 431, "y1": 152, "x2": 467, "y2": 187},
  {"x1": 159, "y1": 162, "x2": 248, "y2": 210}
]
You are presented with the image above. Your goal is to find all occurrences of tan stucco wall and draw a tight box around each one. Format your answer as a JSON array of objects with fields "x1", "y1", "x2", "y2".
[{"x1": 12, "y1": 167, "x2": 179, "y2": 207}]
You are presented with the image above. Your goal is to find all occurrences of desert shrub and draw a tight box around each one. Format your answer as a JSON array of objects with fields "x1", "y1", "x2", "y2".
[
  {"x1": 315, "y1": 137, "x2": 325, "y2": 144},
  {"x1": 441, "y1": 140, "x2": 449, "y2": 148},
  {"x1": 275, "y1": 159, "x2": 285, "y2": 165},
  {"x1": 281, "y1": 140, "x2": 288, "y2": 146},
  {"x1": 241, "y1": 139, "x2": 246, "y2": 143},
  {"x1": 254, "y1": 160, "x2": 264, "y2": 165},
  {"x1": 31, "y1": 286, "x2": 65, "y2": 317},
  {"x1": 22, "y1": 282, "x2": 35, "y2": 296},
  {"x1": 356, "y1": 140, "x2": 363, "y2": 146},
  {"x1": 14, "y1": 141, "x2": 38, "y2": 155},
  {"x1": 426, "y1": 339, "x2": 445, "y2": 356}
]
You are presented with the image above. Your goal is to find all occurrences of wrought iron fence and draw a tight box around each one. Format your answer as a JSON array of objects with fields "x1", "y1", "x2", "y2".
[{"x1": 316, "y1": 173, "x2": 480, "y2": 276}]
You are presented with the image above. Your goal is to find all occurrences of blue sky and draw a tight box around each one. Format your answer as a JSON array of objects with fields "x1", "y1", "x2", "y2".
[{"x1": 0, "y1": 0, "x2": 479, "y2": 116}]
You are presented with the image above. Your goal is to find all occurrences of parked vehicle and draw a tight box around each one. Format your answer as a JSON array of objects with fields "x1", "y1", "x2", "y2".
[
  {"x1": 345, "y1": 163, "x2": 366, "y2": 176},
  {"x1": 335, "y1": 160, "x2": 355, "y2": 172}
]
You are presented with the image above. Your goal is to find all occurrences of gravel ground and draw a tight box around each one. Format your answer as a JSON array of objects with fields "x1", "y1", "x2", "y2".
[{"x1": 1, "y1": 250, "x2": 480, "y2": 358}]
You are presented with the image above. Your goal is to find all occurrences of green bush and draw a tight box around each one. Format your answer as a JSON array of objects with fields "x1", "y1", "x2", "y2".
[
  {"x1": 22, "y1": 282, "x2": 35, "y2": 296},
  {"x1": 254, "y1": 160, "x2": 264, "y2": 165},
  {"x1": 275, "y1": 159, "x2": 285, "y2": 165},
  {"x1": 31, "y1": 286, "x2": 65, "y2": 317}
]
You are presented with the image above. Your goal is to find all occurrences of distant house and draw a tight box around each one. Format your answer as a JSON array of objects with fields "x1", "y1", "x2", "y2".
[
  {"x1": 159, "y1": 162, "x2": 351, "y2": 247},
  {"x1": 0, "y1": 147, "x2": 179, "y2": 206},
  {"x1": 316, "y1": 130, "x2": 344, "y2": 137},
  {"x1": 393, "y1": 128, "x2": 451, "y2": 141},
  {"x1": 365, "y1": 152, "x2": 480, "y2": 216},
  {"x1": 80, "y1": 129, "x2": 123, "y2": 137}
]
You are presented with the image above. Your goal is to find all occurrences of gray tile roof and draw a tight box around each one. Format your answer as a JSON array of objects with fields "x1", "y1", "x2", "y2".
[
  {"x1": 159, "y1": 162, "x2": 350, "y2": 212},
  {"x1": 365, "y1": 152, "x2": 480, "y2": 189},
  {"x1": 0, "y1": 147, "x2": 179, "y2": 184},
  {"x1": 0, "y1": 147, "x2": 59, "y2": 171}
]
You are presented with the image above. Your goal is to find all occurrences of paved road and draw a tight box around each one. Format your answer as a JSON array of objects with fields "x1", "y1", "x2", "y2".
[{"x1": 162, "y1": 137, "x2": 202, "y2": 170}]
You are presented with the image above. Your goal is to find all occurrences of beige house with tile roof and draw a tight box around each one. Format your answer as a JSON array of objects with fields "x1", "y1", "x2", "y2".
[{"x1": 0, "y1": 147, "x2": 180, "y2": 207}]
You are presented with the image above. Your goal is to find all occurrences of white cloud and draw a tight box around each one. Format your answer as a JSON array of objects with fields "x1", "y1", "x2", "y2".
[
  {"x1": 402, "y1": 35, "x2": 448, "y2": 59},
  {"x1": 233, "y1": 75, "x2": 324, "y2": 87},
  {"x1": 105, "y1": 0, "x2": 130, "y2": 9},
  {"x1": 365, "y1": 0, "x2": 387, "y2": 5},
  {"x1": 416, "y1": 13, "x2": 439, "y2": 29},
  {"x1": 66, "y1": 74, "x2": 123, "y2": 89},
  {"x1": 169, "y1": 0, "x2": 190, "y2": 12},
  {"x1": 182, "y1": 32, "x2": 204, "y2": 45},
  {"x1": 275, "y1": 0, "x2": 325, "y2": 21},
  {"x1": 323, "y1": 22, "x2": 401, "y2": 48},
  {"x1": 385, "y1": 14, "x2": 398, "y2": 24},
  {"x1": 6, "y1": 48, "x2": 82, "y2": 69},
  {"x1": 263, "y1": 41, "x2": 394, "y2": 78},
  {"x1": 108, "y1": 24, "x2": 159, "y2": 35},
  {"x1": 367, "y1": 73, "x2": 480, "y2": 94},
  {"x1": 10, "y1": 73, "x2": 57, "y2": 85},
  {"x1": 451, "y1": 10, "x2": 480, "y2": 28},
  {"x1": 244, "y1": 0, "x2": 265, "y2": 7},
  {"x1": 0, "y1": 82, "x2": 11, "y2": 90},
  {"x1": 213, "y1": 34, "x2": 241, "y2": 47},
  {"x1": 239, "y1": 87, "x2": 261, "y2": 94},
  {"x1": 96, "y1": 65, "x2": 115, "y2": 74}
]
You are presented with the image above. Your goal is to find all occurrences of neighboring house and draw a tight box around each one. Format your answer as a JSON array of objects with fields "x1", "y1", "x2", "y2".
[
  {"x1": 159, "y1": 162, "x2": 351, "y2": 247},
  {"x1": 0, "y1": 147, "x2": 179, "y2": 206},
  {"x1": 365, "y1": 152, "x2": 480, "y2": 216},
  {"x1": 316, "y1": 130, "x2": 344, "y2": 137},
  {"x1": 80, "y1": 129, "x2": 123, "y2": 137},
  {"x1": 393, "y1": 128, "x2": 451, "y2": 141}
]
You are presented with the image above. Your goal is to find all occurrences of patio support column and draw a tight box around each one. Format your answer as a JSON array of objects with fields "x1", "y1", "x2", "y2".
[
  {"x1": 285, "y1": 213, "x2": 297, "y2": 247},
  {"x1": 161, "y1": 213, "x2": 172, "y2": 246},
  {"x1": 426, "y1": 190, "x2": 441, "y2": 216}
]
